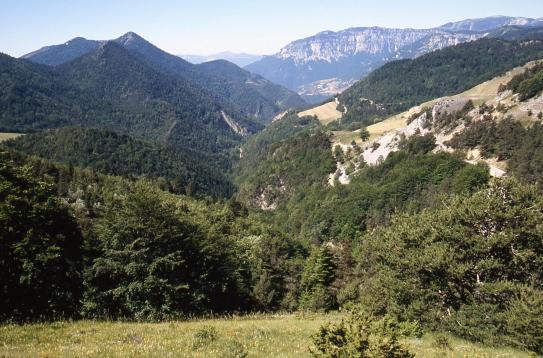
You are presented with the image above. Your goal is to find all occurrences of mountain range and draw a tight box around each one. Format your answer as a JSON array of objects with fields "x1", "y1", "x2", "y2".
[
  {"x1": 180, "y1": 52, "x2": 263, "y2": 67},
  {"x1": 1, "y1": 37, "x2": 269, "y2": 194},
  {"x1": 21, "y1": 33, "x2": 305, "y2": 122},
  {"x1": 246, "y1": 16, "x2": 543, "y2": 102}
]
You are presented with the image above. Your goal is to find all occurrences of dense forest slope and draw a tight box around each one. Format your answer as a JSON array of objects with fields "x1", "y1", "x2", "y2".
[{"x1": 3, "y1": 127, "x2": 234, "y2": 197}]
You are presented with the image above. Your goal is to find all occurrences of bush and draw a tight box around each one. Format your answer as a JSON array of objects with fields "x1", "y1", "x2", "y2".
[
  {"x1": 432, "y1": 333, "x2": 451, "y2": 350},
  {"x1": 310, "y1": 309, "x2": 414, "y2": 357},
  {"x1": 192, "y1": 325, "x2": 218, "y2": 349},
  {"x1": 400, "y1": 134, "x2": 436, "y2": 155},
  {"x1": 397, "y1": 321, "x2": 424, "y2": 338}
]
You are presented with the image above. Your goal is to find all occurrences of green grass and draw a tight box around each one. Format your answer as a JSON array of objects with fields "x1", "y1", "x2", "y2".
[{"x1": 0, "y1": 313, "x2": 535, "y2": 357}]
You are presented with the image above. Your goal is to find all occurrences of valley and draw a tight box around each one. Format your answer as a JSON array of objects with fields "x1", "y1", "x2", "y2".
[{"x1": 1, "y1": 9, "x2": 543, "y2": 358}]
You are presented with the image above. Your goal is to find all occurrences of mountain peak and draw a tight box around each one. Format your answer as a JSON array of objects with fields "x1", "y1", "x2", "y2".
[
  {"x1": 115, "y1": 31, "x2": 146, "y2": 46},
  {"x1": 65, "y1": 37, "x2": 90, "y2": 45}
]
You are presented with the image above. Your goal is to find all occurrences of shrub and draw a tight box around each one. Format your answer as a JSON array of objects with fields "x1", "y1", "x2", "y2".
[
  {"x1": 310, "y1": 309, "x2": 414, "y2": 357},
  {"x1": 192, "y1": 325, "x2": 218, "y2": 349},
  {"x1": 432, "y1": 333, "x2": 451, "y2": 350},
  {"x1": 400, "y1": 134, "x2": 436, "y2": 155},
  {"x1": 397, "y1": 321, "x2": 424, "y2": 338},
  {"x1": 194, "y1": 325, "x2": 218, "y2": 341}
]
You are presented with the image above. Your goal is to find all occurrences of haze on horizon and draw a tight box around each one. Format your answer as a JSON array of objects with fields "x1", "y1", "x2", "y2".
[{"x1": 1, "y1": 0, "x2": 542, "y2": 58}]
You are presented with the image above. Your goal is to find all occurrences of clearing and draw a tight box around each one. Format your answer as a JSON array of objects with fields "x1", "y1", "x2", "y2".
[
  {"x1": 0, "y1": 133, "x2": 23, "y2": 142},
  {"x1": 0, "y1": 313, "x2": 533, "y2": 357},
  {"x1": 299, "y1": 101, "x2": 342, "y2": 125}
]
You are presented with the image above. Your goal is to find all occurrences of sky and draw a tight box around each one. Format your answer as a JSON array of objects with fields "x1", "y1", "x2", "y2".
[{"x1": 1, "y1": 0, "x2": 542, "y2": 57}]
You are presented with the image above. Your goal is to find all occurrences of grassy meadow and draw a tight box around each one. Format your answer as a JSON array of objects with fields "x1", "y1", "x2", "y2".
[
  {"x1": 299, "y1": 101, "x2": 343, "y2": 125},
  {"x1": 0, "y1": 133, "x2": 23, "y2": 142},
  {"x1": 0, "y1": 313, "x2": 535, "y2": 358}
]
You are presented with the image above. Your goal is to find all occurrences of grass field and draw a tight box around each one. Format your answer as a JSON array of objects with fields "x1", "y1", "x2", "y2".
[
  {"x1": 0, "y1": 313, "x2": 534, "y2": 357},
  {"x1": 299, "y1": 101, "x2": 342, "y2": 125},
  {"x1": 0, "y1": 133, "x2": 23, "y2": 142},
  {"x1": 332, "y1": 114, "x2": 408, "y2": 146}
]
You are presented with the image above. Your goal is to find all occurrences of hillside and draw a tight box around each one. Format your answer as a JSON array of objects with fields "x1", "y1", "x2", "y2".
[
  {"x1": 22, "y1": 32, "x2": 305, "y2": 122},
  {"x1": 196, "y1": 60, "x2": 306, "y2": 120},
  {"x1": 337, "y1": 37, "x2": 543, "y2": 128},
  {"x1": 3, "y1": 127, "x2": 234, "y2": 197},
  {"x1": 328, "y1": 60, "x2": 543, "y2": 189}
]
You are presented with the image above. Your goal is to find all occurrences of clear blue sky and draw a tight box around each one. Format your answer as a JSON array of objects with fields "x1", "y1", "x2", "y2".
[{"x1": 1, "y1": 0, "x2": 542, "y2": 57}]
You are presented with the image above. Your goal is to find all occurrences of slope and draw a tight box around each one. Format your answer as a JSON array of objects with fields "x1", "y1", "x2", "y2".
[
  {"x1": 3, "y1": 126, "x2": 234, "y2": 197},
  {"x1": 337, "y1": 37, "x2": 543, "y2": 128}
]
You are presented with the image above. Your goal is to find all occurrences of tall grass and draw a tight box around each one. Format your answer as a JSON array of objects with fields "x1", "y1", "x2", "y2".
[{"x1": 0, "y1": 313, "x2": 534, "y2": 357}]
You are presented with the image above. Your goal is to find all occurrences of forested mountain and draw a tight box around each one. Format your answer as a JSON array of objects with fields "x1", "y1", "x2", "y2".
[
  {"x1": 197, "y1": 60, "x2": 306, "y2": 121},
  {"x1": 22, "y1": 32, "x2": 305, "y2": 122},
  {"x1": 338, "y1": 37, "x2": 543, "y2": 128},
  {"x1": 21, "y1": 37, "x2": 102, "y2": 65},
  {"x1": 1, "y1": 42, "x2": 260, "y2": 174},
  {"x1": 4, "y1": 127, "x2": 234, "y2": 197}
]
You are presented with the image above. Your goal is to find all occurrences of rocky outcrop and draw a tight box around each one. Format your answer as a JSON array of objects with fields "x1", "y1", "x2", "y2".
[{"x1": 221, "y1": 111, "x2": 249, "y2": 137}]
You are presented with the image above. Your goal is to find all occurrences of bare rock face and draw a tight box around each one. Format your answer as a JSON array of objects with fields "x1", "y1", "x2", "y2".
[
  {"x1": 252, "y1": 179, "x2": 289, "y2": 211},
  {"x1": 247, "y1": 27, "x2": 484, "y2": 100}
]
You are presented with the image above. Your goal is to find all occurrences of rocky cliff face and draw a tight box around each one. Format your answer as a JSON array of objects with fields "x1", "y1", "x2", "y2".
[
  {"x1": 276, "y1": 28, "x2": 480, "y2": 65},
  {"x1": 246, "y1": 17, "x2": 543, "y2": 103}
]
